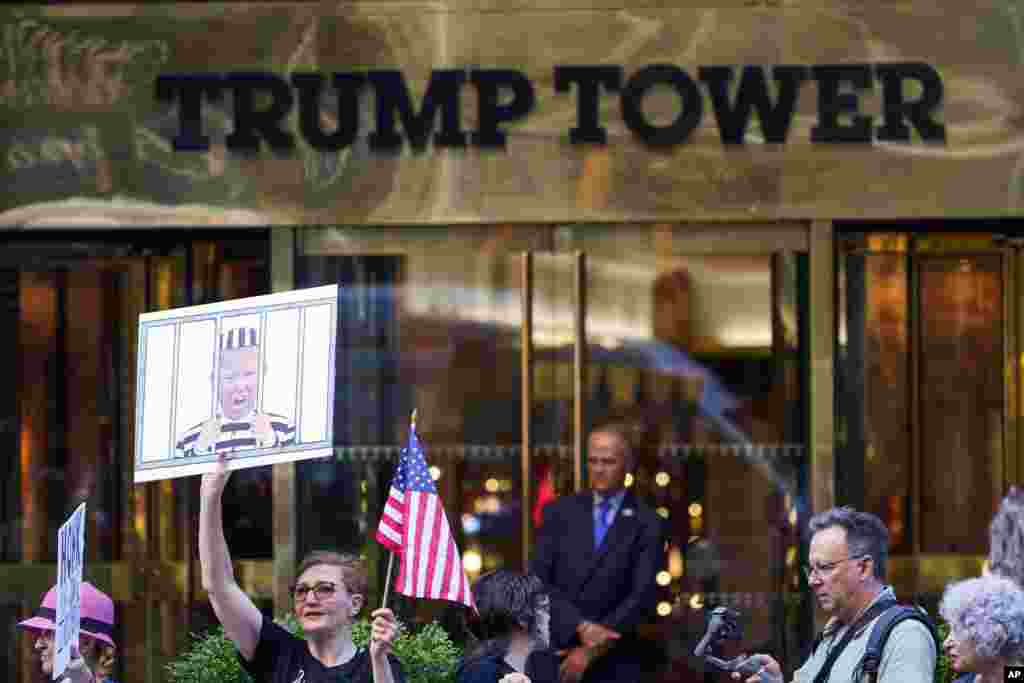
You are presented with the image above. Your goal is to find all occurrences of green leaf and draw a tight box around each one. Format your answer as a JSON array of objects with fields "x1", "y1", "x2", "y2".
[
  {"x1": 167, "y1": 615, "x2": 461, "y2": 683},
  {"x1": 934, "y1": 618, "x2": 953, "y2": 683}
]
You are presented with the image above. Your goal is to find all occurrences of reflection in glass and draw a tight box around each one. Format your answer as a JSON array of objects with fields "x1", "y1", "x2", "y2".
[
  {"x1": 839, "y1": 248, "x2": 911, "y2": 553},
  {"x1": 2, "y1": 235, "x2": 270, "y2": 683},
  {"x1": 838, "y1": 235, "x2": 1008, "y2": 597},
  {"x1": 297, "y1": 224, "x2": 808, "y2": 680},
  {"x1": 297, "y1": 235, "x2": 537, "y2": 597},
  {"x1": 551, "y1": 224, "x2": 806, "y2": 677},
  {"x1": 919, "y1": 255, "x2": 1002, "y2": 554}
]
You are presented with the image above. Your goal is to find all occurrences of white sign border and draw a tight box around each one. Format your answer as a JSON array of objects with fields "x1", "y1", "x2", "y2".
[{"x1": 133, "y1": 284, "x2": 338, "y2": 482}]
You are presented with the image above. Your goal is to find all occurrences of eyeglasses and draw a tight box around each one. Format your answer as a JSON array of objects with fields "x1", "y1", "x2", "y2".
[
  {"x1": 802, "y1": 555, "x2": 868, "y2": 580},
  {"x1": 291, "y1": 581, "x2": 338, "y2": 603}
]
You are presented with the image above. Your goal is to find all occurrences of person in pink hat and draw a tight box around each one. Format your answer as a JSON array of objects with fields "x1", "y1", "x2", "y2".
[{"x1": 17, "y1": 581, "x2": 118, "y2": 683}]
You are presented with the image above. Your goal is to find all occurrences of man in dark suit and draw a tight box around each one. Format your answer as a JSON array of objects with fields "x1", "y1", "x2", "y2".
[{"x1": 530, "y1": 421, "x2": 664, "y2": 683}]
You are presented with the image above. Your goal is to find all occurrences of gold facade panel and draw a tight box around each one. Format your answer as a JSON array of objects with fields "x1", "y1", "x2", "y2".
[
  {"x1": 915, "y1": 233, "x2": 999, "y2": 251},
  {"x1": 4, "y1": 4, "x2": 1023, "y2": 223},
  {"x1": 776, "y1": 3, "x2": 1024, "y2": 218},
  {"x1": 469, "y1": 8, "x2": 783, "y2": 139},
  {"x1": 778, "y1": 148, "x2": 1024, "y2": 220},
  {"x1": 467, "y1": 8, "x2": 781, "y2": 72},
  {"x1": 866, "y1": 233, "x2": 909, "y2": 252},
  {"x1": 781, "y1": 4, "x2": 1022, "y2": 67},
  {"x1": 348, "y1": 0, "x2": 768, "y2": 9},
  {"x1": 889, "y1": 555, "x2": 987, "y2": 595}
]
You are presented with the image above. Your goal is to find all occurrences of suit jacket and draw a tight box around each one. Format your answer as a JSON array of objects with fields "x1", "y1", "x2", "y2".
[{"x1": 529, "y1": 490, "x2": 663, "y2": 652}]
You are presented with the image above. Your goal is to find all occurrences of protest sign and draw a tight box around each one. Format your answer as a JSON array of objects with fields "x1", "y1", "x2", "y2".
[
  {"x1": 134, "y1": 285, "x2": 337, "y2": 482},
  {"x1": 54, "y1": 502, "x2": 86, "y2": 679}
]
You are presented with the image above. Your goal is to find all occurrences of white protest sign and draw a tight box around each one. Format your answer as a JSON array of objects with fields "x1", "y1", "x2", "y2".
[
  {"x1": 133, "y1": 285, "x2": 338, "y2": 482},
  {"x1": 54, "y1": 502, "x2": 86, "y2": 679}
]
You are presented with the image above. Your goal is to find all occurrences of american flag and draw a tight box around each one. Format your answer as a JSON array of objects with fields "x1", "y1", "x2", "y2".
[{"x1": 375, "y1": 423, "x2": 475, "y2": 609}]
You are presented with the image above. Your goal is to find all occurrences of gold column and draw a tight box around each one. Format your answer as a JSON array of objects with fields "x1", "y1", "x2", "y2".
[
  {"x1": 574, "y1": 252, "x2": 587, "y2": 493},
  {"x1": 18, "y1": 272, "x2": 57, "y2": 683},
  {"x1": 271, "y1": 227, "x2": 297, "y2": 613},
  {"x1": 149, "y1": 255, "x2": 183, "y2": 675},
  {"x1": 809, "y1": 221, "x2": 836, "y2": 633},
  {"x1": 1001, "y1": 250, "x2": 1012, "y2": 499},
  {"x1": 119, "y1": 261, "x2": 147, "y2": 683},
  {"x1": 65, "y1": 271, "x2": 105, "y2": 556},
  {"x1": 1012, "y1": 249, "x2": 1023, "y2": 489},
  {"x1": 809, "y1": 221, "x2": 835, "y2": 516},
  {"x1": 19, "y1": 272, "x2": 56, "y2": 562},
  {"x1": 521, "y1": 252, "x2": 533, "y2": 571}
]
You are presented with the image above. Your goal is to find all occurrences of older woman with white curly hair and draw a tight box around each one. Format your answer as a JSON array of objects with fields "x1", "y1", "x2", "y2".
[
  {"x1": 987, "y1": 486, "x2": 1024, "y2": 587},
  {"x1": 939, "y1": 574, "x2": 1024, "y2": 683}
]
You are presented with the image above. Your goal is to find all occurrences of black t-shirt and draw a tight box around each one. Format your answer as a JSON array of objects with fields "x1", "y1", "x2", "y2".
[
  {"x1": 239, "y1": 618, "x2": 406, "y2": 683},
  {"x1": 456, "y1": 653, "x2": 516, "y2": 683},
  {"x1": 456, "y1": 649, "x2": 560, "y2": 683}
]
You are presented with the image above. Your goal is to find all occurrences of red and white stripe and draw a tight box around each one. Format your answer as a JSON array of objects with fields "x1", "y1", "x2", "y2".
[
  {"x1": 376, "y1": 486, "x2": 405, "y2": 553},
  {"x1": 380, "y1": 488, "x2": 473, "y2": 608}
]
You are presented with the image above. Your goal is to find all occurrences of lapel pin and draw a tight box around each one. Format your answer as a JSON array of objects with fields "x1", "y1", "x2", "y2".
[{"x1": 622, "y1": 508, "x2": 635, "y2": 517}]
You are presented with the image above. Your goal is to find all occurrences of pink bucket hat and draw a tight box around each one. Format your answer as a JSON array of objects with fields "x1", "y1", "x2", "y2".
[{"x1": 17, "y1": 582, "x2": 116, "y2": 649}]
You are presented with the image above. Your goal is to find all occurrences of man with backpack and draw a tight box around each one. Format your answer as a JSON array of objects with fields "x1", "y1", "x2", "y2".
[{"x1": 732, "y1": 506, "x2": 937, "y2": 683}]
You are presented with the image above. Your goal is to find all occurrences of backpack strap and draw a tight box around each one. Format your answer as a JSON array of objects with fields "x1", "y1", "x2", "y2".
[
  {"x1": 860, "y1": 605, "x2": 940, "y2": 683},
  {"x1": 811, "y1": 599, "x2": 897, "y2": 683}
]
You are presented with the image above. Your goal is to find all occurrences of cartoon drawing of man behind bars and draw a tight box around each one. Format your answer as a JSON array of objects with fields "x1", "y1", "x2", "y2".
[{"x1": 175, "y1": 326, "x2": 295, "y2": 458}]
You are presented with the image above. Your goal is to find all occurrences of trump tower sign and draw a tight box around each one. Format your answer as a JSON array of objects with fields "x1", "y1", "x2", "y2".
[
  {"x1": 1, "y1": 4, "x2": 1023, "y2": 224},
  {"x1": 154, "y1": 63, "x2": 946, "y2": 152}
]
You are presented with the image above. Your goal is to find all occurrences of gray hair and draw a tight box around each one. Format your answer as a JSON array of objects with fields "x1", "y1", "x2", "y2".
[
  {"x1": 939, "y1": 575, "x2": 1024, "y2": 661},
  {"x1": 989, "y1": 486, "x2": 1024, "y2": 588},
  {"x1": 808, "y1": 506, "x2": 888, "y2": 580}
]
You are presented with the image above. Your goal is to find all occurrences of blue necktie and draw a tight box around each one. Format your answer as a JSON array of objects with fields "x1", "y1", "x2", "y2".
[{"x1": 594, "y1": 498, "x2": 613, "y2": 548}]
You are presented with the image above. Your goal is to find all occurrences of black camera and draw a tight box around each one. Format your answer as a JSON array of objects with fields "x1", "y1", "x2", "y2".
[{"x1": 693, "y1": 607, "x2": 762, "y2": 676}]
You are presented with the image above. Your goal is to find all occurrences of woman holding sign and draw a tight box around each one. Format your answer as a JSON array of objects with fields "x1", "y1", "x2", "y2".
[
  {"x1": 16, "y1": 582, "x2": 118, "y2": 683},
  {"x1": 199, "y1": 452, "x2": 405, "y2": 683}
]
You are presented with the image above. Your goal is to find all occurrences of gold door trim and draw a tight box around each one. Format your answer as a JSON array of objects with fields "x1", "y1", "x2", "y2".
[
  {"x1": 573, "y1": 251, "x2": 586, "y2": 494},
  {"x1": 270, "y1": 227, "x2": 297, "y2": 615},
  {"x1": 1013, "y1": 248, "x2": 1024, "y2": 488},
  {"x1": 521, "y1": 251, "x2": 534, "y2": 571},
  {"x1": 809, "y1": 221, "x2": 835, "y2": 515}
]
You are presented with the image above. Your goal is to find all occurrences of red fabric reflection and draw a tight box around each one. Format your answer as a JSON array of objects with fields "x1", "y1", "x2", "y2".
[{"x1": 533, "y1": 462, "x2": 557, "y2": 528}]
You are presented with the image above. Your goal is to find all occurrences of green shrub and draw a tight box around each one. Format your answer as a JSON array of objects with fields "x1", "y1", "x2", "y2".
[
  {"x1": 166, "y1": 615, "x2": 461, "y2": 683},
  {"x1": 166, "y1": 625, "x2": 253, "y2": 683},
  {"x1": 934, "y1": 619, "x2": 952, "y2": 683}
]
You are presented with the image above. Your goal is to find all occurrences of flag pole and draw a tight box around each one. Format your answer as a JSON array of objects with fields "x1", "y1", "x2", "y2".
[
  {"x1": 380, "y1": 409, "x2": 416, "y2": 610},
  {"x1": 381, "y1": 552, "x2": 395, "y2": 609}
]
